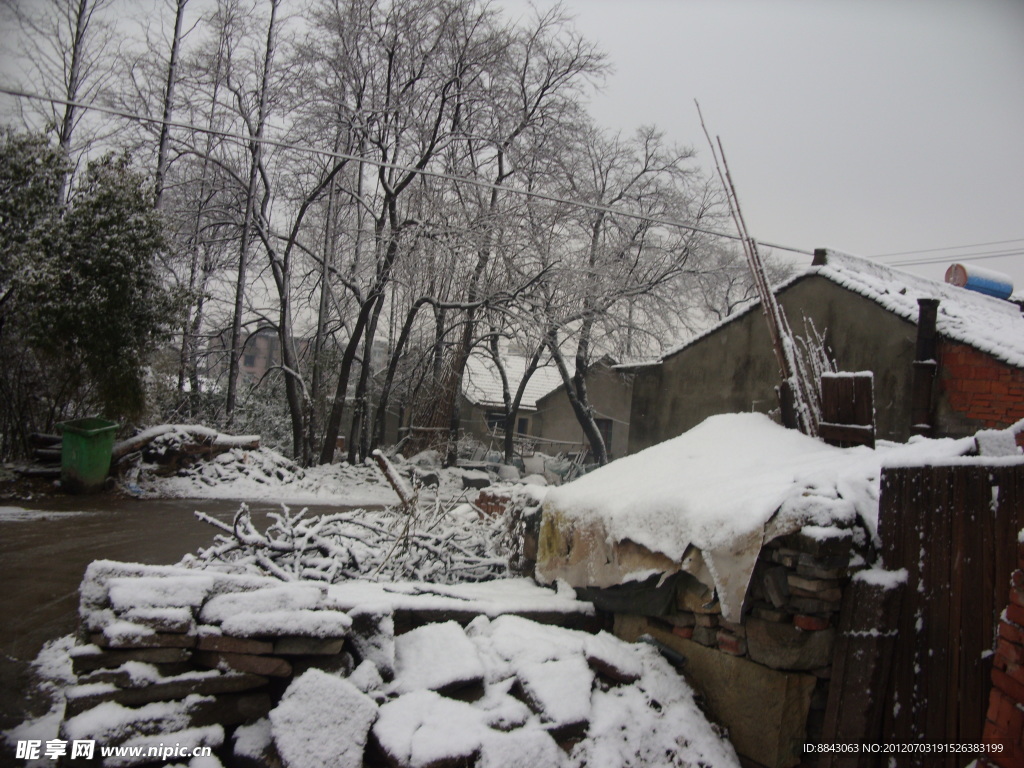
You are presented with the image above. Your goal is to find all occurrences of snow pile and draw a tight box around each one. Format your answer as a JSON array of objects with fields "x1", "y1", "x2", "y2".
[
  {"x1": 127, "y1": 443, "x2": 404, "y2": 507},
  {"x1": 538, "y1": 412, "x2": 976, "y2": 618},
  {"x1": 126, "y1": 439, "x2": 503, "y2": 507},
  {"x1": 256, "y1": 614, "x2": 739, "y2": 768}
]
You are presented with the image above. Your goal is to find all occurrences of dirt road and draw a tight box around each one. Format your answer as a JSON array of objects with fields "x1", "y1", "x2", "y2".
[{"x1": 0, "y1": 495, "x2": 368, "y2": 735}]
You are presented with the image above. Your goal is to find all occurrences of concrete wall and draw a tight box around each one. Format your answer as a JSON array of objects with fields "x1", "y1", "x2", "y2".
[
  {"x1": 628, "y1": 275, "x2": 920, "y2": 453},
  {"x1": 532, "y1": 363, "x2": 633, "y2": 460}
]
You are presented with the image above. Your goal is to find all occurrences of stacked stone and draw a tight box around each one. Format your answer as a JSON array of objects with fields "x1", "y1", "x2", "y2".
[
  {"x1": 648, "y1": 525, "x2": 866, "y2": 755},
  {"x1": 63, "y1": 564, "x2": 360, "y2": 766},
  {"x1": 980, "y1": 535, "x2": 1024, "y2": 768}
]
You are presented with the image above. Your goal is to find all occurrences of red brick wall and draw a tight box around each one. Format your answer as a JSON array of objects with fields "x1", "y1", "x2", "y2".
[
  {"x1": 938, "y1": 342, "x2": 1024, "y2": 446},
  {"x1": 982, "y1": 540, "x2": 1024, "y2": 767}
]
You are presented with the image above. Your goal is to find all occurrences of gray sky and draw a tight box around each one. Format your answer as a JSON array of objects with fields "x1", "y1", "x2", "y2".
[{"x1": 500, "y1": 0, "x2": 1024, "y2": 289}]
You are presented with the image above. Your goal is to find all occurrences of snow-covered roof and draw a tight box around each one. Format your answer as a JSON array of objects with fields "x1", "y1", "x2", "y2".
[
  {"x1": 659, "y1": 251, "x2": 1024, "y2": 368},
  {"x1": 538, "y1": 412, "x2": 986, "y2": 620},
  {"x1": 462, "y1": 352, "x2": 567, "y2": 411}
]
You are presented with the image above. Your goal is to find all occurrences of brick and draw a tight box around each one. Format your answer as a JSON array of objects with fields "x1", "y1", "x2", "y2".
[
  {"x1": 70, "y1": 646, "x2": 192, "y2": 675},
  {"x1": 998, "y1": 638, "x2": 1024, "y2": 666},
  {"x1": 789, "y1": 585, "x2": 843, "y2": 602},
  {"x1": 197, "y1": 634, "x2": 274, "y2": 656},
  {"x1": 691, "y1": 626, "x2": 717, "y2": 647},
  {"x1": 717, "y1": 631, "x2": 747, "y2": 656},
  {"x1": 273, "y1": 636, "x2": 345, "y2": 656},
  {"x1": 992, "y1": 668, "x2": 1024, "y2": 704},
  {"x1": 694, "y1": 613, "x2": 719, "y2": 628},
  {"x1": 786, "y1": 574, "x2": 840, "y2": 593},
  {"x1": 999, "y1": 621, "x2": 1024, "y2": 646},
  {"x1": 787, "y1": 596, "x2": 841, "y2": 614},
  {"x1": 194, "y1": 650, "x2": 293, "y2": 678},
  {"x1": 90, "y1": 631, "x2": 196, "y2": 651},
  {"x1": 751, "y1": 603, "x2": 791, "y2": 623},
  {"x1": 762, "y1": 566, "x2": 791, "y2": 608},
  {"x1": 989, "y1": 688, "x2": 1024, "y2": 733},
  {"x1": 665, "y1": 611, "x2": 695, "y2": 628},
  {"x1": 793, "y1": 615, "x2": 830, "y2": 631},
  {"x1": 64, "y1": 670, "x2": 268, "y2": 718},
  {"x1": 719, "y1": 619, "x2": 747, "y2": 638},
  {"x1": 672, "y1": 625, "x2": 694, "y2": 640},
  {"x1": 1007, "y1": 603, "x2": 1024, "y2": 628}
]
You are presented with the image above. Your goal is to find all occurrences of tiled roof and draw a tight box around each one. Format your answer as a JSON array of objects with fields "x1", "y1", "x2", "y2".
[
  {"x1": 462, "y1": 351, "x2": 569, "y2": 410},
  {"x1": 659, "y1": 251, "x2": 1024, "y2": 368}
]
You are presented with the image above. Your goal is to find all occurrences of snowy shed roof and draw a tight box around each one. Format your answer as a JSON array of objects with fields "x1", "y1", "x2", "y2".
[
  {"x1": 658, "y1": 251, "x2": 1024, "y2": 368},
  {"x1": 462, "y1": 352, "x2": 567, "y2": 411},
  {"x1": 536, "y1": 412, "x2": 979, "y2": 620}
]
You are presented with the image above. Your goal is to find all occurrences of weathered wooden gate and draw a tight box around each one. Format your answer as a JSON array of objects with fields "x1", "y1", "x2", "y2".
[{"x1": 829, "y1": 462, "x2": 1024, "y2": 765}]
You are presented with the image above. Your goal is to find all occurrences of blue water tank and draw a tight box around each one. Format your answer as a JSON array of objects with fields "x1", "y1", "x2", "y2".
[{"x1": 945, "y1": 263, "x2": 1014, "y2": 300}]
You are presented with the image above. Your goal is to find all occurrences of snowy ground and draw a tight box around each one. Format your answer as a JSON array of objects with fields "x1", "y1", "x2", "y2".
[{"x1": 123, "y1": 439, "x2": 488, "y2": 509}]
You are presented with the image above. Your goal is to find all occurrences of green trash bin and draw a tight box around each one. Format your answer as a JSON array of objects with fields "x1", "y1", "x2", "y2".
[{"x1": 59, "y1": 417, "x2": 119, "y2": 493}]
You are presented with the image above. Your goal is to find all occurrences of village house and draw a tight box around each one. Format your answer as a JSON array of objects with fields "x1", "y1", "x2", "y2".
[
  {"x1": 626, "y1": 250, "x2": 1024, "y2": 453},
  {"x1": 459, "y1": 350, "x2": 633, "y2": 462}
]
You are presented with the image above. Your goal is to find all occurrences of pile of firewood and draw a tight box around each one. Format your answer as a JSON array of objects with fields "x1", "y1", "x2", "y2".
[{"x1": 113, "y1": 425, "x2": 260, "y2": 477}]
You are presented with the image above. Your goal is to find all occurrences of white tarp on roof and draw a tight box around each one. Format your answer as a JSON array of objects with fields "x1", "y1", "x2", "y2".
[{"x1": 537, "y1": 412, "x2": 979, "y2": 619}]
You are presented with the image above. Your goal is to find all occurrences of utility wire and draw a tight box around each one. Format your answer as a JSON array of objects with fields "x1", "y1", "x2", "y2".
[
  {"x1": 0, "y1": 84, "x2": 816, "y2": 257},
  {"x1": 888, "y1": 249, "x2": 1024, "y2": 268},
  {"x1": 872, "y1": 237, "x2": 1024, "y2": 259}
]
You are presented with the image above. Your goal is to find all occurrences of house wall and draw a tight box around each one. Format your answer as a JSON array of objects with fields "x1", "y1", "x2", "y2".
[
  {"x1": 937, "y1": 341, "x2": 1024, "y2": 445},
  {"x1": 456, "y1": 396, "x2": 536, "y2": 447},
  {"x1": 629, "y1": 276, "x2": 919, "y2": 453},
  {"x1": 532, "y1": 365, "x2": 633, "y2": 460}
]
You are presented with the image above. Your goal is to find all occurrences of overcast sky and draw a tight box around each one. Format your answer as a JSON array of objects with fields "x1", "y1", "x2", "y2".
[
  {"x1": 499, "y1": 0, "x2": 1024, "y2": 289},
  {"x1": 3, "y1": 0, "x2": 1021, "y2": 290}
]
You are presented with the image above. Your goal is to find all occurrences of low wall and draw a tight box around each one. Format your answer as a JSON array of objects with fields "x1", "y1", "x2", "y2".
[
  {"x1": 57, "y1": 560, "x2": 597, "y2": 767},
  {"x1": 612, "y1": 527, "x2": 866, "y2": 768}
]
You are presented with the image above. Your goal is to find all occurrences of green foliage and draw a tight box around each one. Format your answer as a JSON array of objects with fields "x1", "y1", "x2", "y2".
[
  {"x1": 23, "y1": 152, "x2": 175, "y2": 417},
  {"x1": 0, "y1": 129, "x2": 67, "y2": 325},
  {"x1": 0, "y1": 132, "x2": 175, "y2": 457}
]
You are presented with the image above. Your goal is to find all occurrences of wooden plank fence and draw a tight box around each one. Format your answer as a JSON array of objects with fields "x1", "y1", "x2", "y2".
[
  {"x1": 873, "y1": 464, "x2": 1024, "y2": 763},
  {"x1": 822, "y1": 462, "x2": 1024, "y2": 767},
  {"x1": 819, "y1": 373, "x2": 875, "y2": 448}
]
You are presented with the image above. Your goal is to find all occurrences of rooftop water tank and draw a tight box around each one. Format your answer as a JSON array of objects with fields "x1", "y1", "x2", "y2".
[{"x1": 944, "y1": 263, "x2": 1014, "y2": 300}]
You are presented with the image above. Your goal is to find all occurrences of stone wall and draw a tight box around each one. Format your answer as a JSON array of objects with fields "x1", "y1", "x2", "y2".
[
  {"x1": 57, "y1": 560, "x2": 599, "y2": 767},
  {"x1": 612, "y1": 527, "x2": 866, "y2": 768}
]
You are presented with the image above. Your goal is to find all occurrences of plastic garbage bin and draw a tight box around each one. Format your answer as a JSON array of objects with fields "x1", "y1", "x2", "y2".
[{"x1": 58, "y1": 417, "x2": 119, "y2": 493}]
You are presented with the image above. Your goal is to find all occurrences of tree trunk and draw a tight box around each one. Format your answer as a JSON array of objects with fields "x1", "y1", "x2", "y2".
[
  {"x1": 56, "y1": 0, "x2": 90, "y2": 203},
  {"x1": 225, "y1": 0, "x2": 279, "y2": 425},
  {"x1": 547, "y1": 329, "x2": 607, "y2": 466},
  {"x1": 154, "y1": 0, "x2": 188, "y2": 209}
]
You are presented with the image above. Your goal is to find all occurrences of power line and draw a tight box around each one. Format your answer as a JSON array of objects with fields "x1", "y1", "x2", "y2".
[
  {"x1": 889, "y1": 249, "x2": 1024, "y2": 268},
  {"x1": 0, "y1": 84, "x2": 816, "y2": 257},
  {"x1": 872, "y1": 237, "x2": 1024, "y2": 259}
]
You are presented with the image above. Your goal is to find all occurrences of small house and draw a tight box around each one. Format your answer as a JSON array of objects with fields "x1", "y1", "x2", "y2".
[{"x1": 626, "y1": 250, "x2": 1024, "y2": 453}]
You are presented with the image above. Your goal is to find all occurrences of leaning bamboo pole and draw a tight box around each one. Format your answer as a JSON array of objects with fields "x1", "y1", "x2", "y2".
[{"x1": 696, "y1": 102, "x2": 818, "y2": 437}]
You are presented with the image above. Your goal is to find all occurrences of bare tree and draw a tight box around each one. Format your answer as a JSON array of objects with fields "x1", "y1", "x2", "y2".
[{"x1": 3, "y1": 0, "x2": 120, "y2": 199}]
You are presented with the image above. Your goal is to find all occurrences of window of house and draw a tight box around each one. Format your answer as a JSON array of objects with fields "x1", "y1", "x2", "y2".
[
  {"x1": 243, "y1": 354, "x2": 256, "y2": 368},
  {"x1": 484, "y1": 411, "x2": 504, "y2": 431},
  {"x1": 517, "y1": 418, "x2": 529, "y2": 435}
]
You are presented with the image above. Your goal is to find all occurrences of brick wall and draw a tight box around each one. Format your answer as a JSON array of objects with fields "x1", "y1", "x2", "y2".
[
  {"x1": 938, "y1": 342, "x2": 1024, "y2": 446},
  {"x1": 981, "y1": 536, "x2": 1024, "y2": 767}
]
